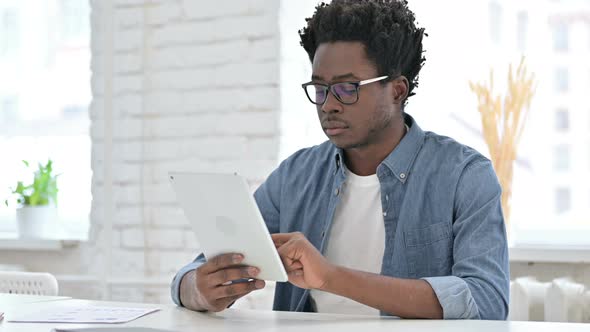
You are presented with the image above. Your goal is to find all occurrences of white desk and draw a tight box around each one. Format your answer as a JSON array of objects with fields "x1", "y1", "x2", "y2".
[
  {"x1": 1, "y1": 296, "x2": 589, "y2": 332},
  {"x1": 0, "y1": 293, "x2": 70, "y2": 306}
]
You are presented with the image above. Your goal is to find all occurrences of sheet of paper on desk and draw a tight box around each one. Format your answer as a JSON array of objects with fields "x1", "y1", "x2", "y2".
[{"x1": 8, "y1": 306, "x2": 160, "y2": 324}]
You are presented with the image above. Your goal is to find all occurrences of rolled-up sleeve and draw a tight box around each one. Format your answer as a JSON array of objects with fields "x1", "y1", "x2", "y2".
[
  {"x1": 422, "y1": 276, "x2": 479, "y2": 319},
  {"x1": 170, "y1": 254, "x2": 206, "y2": 307},
  {"x1": 424, "y1": 158, "x2": 509, "y2": 320}
]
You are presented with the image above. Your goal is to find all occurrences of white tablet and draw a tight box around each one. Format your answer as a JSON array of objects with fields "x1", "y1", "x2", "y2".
[{"x1": 168, "y1": 172, "x2": 288, "y2": 282}]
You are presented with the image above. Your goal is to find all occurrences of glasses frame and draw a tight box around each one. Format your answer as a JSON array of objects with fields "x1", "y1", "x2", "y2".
[{"x1": 301, "y1": 75, "x2": 389, "y2": 105}]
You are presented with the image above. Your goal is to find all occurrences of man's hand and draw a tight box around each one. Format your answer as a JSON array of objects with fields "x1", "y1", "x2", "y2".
[
  {"x1": 272, "y1": 232, "x2": 337, "y2": 290},
  {"x1": 180, "y1": 253, "x2": 265, "y2": 312},
  {"x1": 272, "y1": 233, "x2": 443, "y2": 318}
]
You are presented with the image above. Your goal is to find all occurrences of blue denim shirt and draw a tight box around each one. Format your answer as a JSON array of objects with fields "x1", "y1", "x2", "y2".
[{"x1": 171, "y1": 113, "x2": 509, "y2": 320}]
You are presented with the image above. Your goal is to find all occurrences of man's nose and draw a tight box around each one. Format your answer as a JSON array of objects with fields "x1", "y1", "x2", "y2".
[{"x1": 321, "y1": 90, "x2": 343, "y2": 114}]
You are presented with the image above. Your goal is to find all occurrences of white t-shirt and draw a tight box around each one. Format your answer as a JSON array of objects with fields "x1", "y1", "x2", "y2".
[{"x1": 309, "y1": 165, "x2": 386, "y2": 316}]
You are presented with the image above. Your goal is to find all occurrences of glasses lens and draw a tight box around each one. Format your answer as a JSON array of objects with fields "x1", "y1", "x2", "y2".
[
  {"x1": 305, "y1": 84, "x2": 327, "y2": 104},
  {"x1": 332, "y1": 83, "x2": 358, "y2": 104},
  {"x1": 303, "y1": 84, "x2": 327, "y2": 105}
]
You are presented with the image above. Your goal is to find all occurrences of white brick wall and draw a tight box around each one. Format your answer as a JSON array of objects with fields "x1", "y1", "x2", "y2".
[
  {"x1": 121, "y1": 228, "x2": 145, "y2": 249},
  {"x1": 87, "y1": 0, "x2": 282, "y2": 303}
]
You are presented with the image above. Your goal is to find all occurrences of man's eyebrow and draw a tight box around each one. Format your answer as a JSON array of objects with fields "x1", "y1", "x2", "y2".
[
  {"x1": 331, "y1": 73, "x2": 358, "y2": 80},
  {"x1": 311, "y1": 73, "x2": 359, "y2": 81}
]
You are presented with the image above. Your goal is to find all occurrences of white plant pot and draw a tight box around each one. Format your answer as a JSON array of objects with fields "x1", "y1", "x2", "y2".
[{"x1": 16, "y1": 206, "x2": 58, "y2": 238}]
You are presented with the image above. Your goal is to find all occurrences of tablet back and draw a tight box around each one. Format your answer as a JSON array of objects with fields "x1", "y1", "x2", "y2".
[{"x1": 169, "y1": 172, "x2": 288, "y2": 282}]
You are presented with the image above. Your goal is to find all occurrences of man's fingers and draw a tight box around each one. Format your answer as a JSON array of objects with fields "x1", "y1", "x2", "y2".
[
  {"x1": 277, "y1": 244, "x2": 293, "y2": 268},
  {"x1": 283, "y1": 259, "x2": 303, "y2": 272},
  {"x1": 277, "y1": 244, "x2": 301, "y2": 271},
  {"x1": 289, "y1": 269, "x2": 303, "y2": 277},
  {"x1": 213, "y1": 293, "x2": 248, "y2": 312},
  {"x1": 197, "y1": 253, "x2": 244, "y2": 275},
  {"x1": 207, "y1": 266, "x2": 260, "y2": 286},
  {"x1": 276, "y1": 239, "x2": 305, "y2": 273},
  {"x1": 277, "y1": 240, "x2": 302, "y2": 262},
  {"x1": 271, "y1": 232, "x2": 300, "y2": 244},
  {"x1": 212, "y1": 280, "x2": 266, "y2": 299},
  {"x1": 288, "y1": 261, "x2": 303, "y2": 270}
]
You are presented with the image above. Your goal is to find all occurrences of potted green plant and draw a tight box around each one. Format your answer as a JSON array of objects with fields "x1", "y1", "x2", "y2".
[{"x1": 4, "y1": 160, "x2": 59, "y2": 238}]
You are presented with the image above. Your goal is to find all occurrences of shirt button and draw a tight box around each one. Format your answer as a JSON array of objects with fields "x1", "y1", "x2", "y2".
[
  {"x1": 385, "y1": 195, "x2": 389, "y2": 201},
  {"x1": 383, "y1": 212, "x2": 387, "y2": 217},
  {"x1": 400, "y1": 173, "x2": 406, "y2": 179},
  {"x1": 321, "y1": 231, "x2": 325, "y2": 238},
  {"x1": 334, "y1": 188, "x2": 340, "y2": 196}
]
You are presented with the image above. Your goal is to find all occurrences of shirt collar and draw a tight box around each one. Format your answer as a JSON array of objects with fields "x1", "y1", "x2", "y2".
[{"x1": 332, "y1": 113, "x2": 425, "y2": 183}]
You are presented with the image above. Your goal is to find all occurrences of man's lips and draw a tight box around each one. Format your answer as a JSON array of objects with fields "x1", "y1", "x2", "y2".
[
  {"x1": 322, "y1": 121, "x2": 349, "y2": 136},
  {"x1": 325, "y1": 127, "x2": 347, "y2": 135}
]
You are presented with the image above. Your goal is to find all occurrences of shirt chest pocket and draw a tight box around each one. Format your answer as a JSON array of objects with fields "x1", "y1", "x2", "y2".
[{"x1": 404, "y1": 221, "x2": 453, "y2": 278}]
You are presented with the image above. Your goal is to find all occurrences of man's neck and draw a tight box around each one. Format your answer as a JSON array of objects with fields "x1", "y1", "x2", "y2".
[{"x1": 344, "y1": 120, "x2": 407, "y2": 176}]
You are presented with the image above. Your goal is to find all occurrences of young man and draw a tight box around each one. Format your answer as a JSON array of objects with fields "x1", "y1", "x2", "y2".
[{"x1": 171, "y1": 0, "x2": 509, "y2": 320}]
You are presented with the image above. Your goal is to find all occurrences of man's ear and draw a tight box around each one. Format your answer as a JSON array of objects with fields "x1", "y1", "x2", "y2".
[{"x1": 391, "y1": 76, "x2": 409, "y2": 104}]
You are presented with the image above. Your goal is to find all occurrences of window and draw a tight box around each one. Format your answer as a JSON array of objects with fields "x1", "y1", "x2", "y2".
[
  {"x1": 0, "y1": 7, "x2": 19, "y2": 58},
  {"x1": 516, "y1": 11, "x2": 528, "y2": 52},
  {"x1": 58, "y1": 0, "x2": 90, "y2": 43},
  {"x1": 0, "y1": 96, "x2": 19, "y2": 122},
  {"x1": 553, "y1": 21, "x2": 569, "y2": 52},
  {"x1": 554, "y1": 145, "x2": 570, "y2": 171},
  {"x1": 555, "y1": 67, "x2": 569, "y2": 93},
  {"x1": 489, "y1": 1, "x2": 503, "y2": 44},
  {"x1": 555, "y1": 188, "x2": 571, "y2": 214},
  {"x1": 555, "y1": 108, "x2": 569, "y2": 132},
  {"x1": 0, "y1": 1, "x2": 91, "y2": 234}
]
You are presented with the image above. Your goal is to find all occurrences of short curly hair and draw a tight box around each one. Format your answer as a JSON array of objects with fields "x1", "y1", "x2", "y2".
[{"x1": 299, "y1": 0, "x2": 426, "y2": 104}]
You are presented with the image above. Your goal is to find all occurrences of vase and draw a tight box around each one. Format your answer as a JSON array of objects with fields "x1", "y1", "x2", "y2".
[{"x1": 16, "y1": 206, "x2": 58, "y2": 238}]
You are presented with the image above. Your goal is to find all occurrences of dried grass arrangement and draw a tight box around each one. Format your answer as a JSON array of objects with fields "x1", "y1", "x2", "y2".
[{"x1": 469, "y1": 57, "x2": 536, "y2": 229}]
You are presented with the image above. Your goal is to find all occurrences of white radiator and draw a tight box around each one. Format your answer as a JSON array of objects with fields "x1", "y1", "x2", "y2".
[{"x1": 509, "y1": 277, "x2": 590, "y2": 322}]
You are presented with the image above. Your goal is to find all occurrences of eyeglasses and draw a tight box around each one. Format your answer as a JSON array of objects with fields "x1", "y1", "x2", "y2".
[{"x1": 301, "y1": 75, "x2": 389, "y2": 105}]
